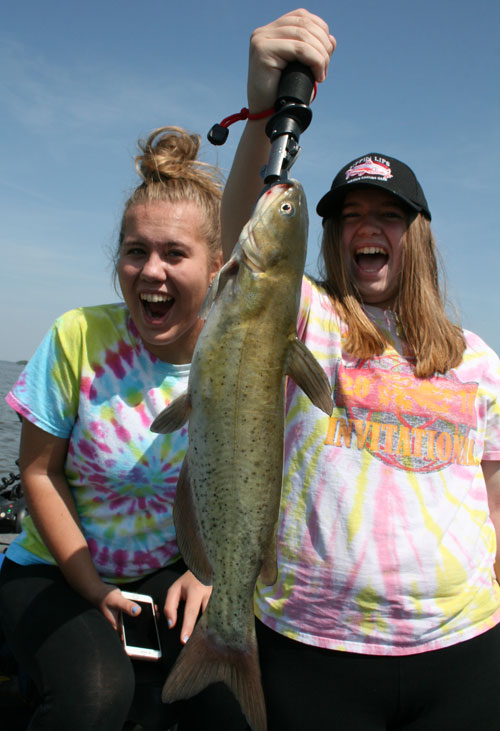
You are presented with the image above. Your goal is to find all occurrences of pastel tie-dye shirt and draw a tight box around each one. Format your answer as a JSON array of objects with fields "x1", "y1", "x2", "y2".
[
  {"x1": 255, "y1": 277, "x2": 500, "y2": 655},
  {"x1": 6, "y1": 304, "x2": 190, "y2": 582}
]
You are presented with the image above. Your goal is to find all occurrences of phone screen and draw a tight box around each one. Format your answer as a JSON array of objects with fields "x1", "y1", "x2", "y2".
[{"x1": 122, "y1": 600, "x2": 161, "y2": 652}]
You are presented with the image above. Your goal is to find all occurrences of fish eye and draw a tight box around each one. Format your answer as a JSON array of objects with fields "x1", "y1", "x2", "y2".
[{"x1": 280, "y1": 202, "x2": 295, "y2": 217}]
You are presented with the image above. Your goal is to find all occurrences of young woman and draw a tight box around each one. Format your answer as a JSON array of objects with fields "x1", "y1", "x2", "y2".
[
  {"x1": 0, "y1": 126, "x2": 246, "y2": 730},
  {"x1": 222, "y1": 10, "x2": 500, "y2": 730}
]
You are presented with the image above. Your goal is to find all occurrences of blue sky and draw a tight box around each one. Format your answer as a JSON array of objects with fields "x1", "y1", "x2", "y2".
[{"x1": 1, "y1": 0, "x2": 499, "y2": 362}]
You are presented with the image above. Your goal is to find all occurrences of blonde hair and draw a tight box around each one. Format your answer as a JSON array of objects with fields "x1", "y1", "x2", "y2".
[
  {"x1": 318, "y1": 212, "x2": 466, "y2": 378},
  {"x1": 115, "y1": 125, "x2": 223, "y2": 269}
]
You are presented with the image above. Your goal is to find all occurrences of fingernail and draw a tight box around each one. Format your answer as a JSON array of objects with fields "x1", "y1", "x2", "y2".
[
  {"x1": 131, "y1": 604, "x2": 139, "y2": 615},
  {"x1": 183, "y1": 635, "x2": 190, "y2": 644},
  {"x1": 167, "y1": 619, "x2": 172, "y2": 628}
]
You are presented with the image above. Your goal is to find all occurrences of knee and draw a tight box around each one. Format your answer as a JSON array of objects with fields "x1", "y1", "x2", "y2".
[
  {"x1": 36, "y1": 646, "x2": 136, "y2": 730},
  {"x1": 75, "y1": 652, "x2": 136, "y2": 727}
]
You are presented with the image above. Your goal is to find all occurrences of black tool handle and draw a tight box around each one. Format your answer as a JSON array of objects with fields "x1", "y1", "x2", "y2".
[
  {"x1": 263, "y1": 63, "x2": 315, "y2": 183},
  {"x1": 266, "y1": 62, "x2": 314, "y2": 141},
  {"x1": 275, "y1": 62, "x2": 315, "y2": 112}
]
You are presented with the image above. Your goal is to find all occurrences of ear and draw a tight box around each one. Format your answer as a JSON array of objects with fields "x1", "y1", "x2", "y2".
[{"x1": 210, "y1": 250, "x2": 224, "y2": 279}]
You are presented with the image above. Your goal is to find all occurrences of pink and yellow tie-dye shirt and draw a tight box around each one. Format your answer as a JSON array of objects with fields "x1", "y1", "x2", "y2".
[
  {"x1": 6, "y1": 304, "x2": 190, "y2": 582},
  {"x1": 255, "y1": 277, "x2": 500, "y2": 655}
]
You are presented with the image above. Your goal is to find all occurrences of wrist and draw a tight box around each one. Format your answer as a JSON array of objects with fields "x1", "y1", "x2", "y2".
[{"x1": 83, "y1": 578, "x2": 113, "y2": 607}]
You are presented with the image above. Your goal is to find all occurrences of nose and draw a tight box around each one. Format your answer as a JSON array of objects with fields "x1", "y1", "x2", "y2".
[
  {"x1": 140, "y1": 251, "x2": 166, "y2": 281},
  {"x1": 357, "y1": 213, "x2": 381, "y2": 235}
]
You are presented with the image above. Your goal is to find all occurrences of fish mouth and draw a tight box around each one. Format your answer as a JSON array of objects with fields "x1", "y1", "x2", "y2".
[
  {"x1": 140, "y1": 292, "x2": 174, "y2": 323},
  {"x1": 354, "y1": 246, "x2": 389, "y2": 273}
]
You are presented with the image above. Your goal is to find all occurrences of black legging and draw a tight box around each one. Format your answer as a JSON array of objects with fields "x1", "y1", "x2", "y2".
[
  {"x1": 6, "y1": 553, "x2": 499, "y2": 731},
  {"x1": 0, "y1": 557, "x2": 248, "y2": 731},
  {"x1": 256, "y1": 618, "x2": 500, "y2": 730}
]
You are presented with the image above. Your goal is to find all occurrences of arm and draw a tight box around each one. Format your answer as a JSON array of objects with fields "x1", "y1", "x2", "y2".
[
  {"x1": 162, "y1": 9, "x2": 335, "y2": 643},
  {"x1": 484, "y1": 459, "x2": 500, "y2": 582},
  {"x1": 19, "y1": 419, "x2": 139, "y2": 629},
  {"x1": 221, "y1": 9, "x2": 336, "y2": 260}
]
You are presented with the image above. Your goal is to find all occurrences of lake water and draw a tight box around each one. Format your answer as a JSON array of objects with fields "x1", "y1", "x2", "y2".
[{"x1": 0, "y1": 360, "x2": 24, "y2": 478}]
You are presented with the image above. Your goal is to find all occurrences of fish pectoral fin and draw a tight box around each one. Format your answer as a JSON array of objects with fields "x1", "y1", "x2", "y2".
[
  {"x1": 173, "y1": 459, "x2": 213, "y2": 586},
  {"x1": 287, "y1": 337, "x2": 334, "y2": 416},
  {"x1": 258, "y1": 522, "x2": 278, "y2": 587},
  {"x1": 150, "y1": 393, "x2": 191, "y2": 434}
]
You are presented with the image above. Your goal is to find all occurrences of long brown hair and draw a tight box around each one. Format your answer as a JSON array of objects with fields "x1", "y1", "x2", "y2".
[
  {"x1": 317, "y1": 211, "x2": 466, "y2": 378},
  {"x1": 114, "y1": 125, "x2": 223, "y2": 273}
]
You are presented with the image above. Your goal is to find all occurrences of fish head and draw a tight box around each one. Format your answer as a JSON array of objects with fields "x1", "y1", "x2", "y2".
[{"x1": 239, "y1": 179, "x2": 308, "y2": 277}]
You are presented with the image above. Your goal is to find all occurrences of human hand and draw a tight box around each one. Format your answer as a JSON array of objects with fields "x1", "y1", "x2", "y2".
[
  {"x1": 88, "y1": 582, "x2": 143, "y2": 631},
  {"x1": 248, "y1": 8, "x2": 336, "y2": 112},
  {"x1": 164, "y1": 570, "x2": 212, "y2": 644}
]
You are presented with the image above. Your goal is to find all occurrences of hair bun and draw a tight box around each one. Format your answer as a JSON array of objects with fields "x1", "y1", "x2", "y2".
[
  {"x1": 135, "y1": 125, "x2": 205, "y2": 183},
  {"x1": 116, "y1": 124, "x2": 223, "y2": 269}
]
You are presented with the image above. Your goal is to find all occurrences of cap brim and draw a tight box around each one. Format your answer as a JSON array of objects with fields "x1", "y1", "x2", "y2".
[{"x1": 316, "y1": 181, "x2": 430, "y2": 220}]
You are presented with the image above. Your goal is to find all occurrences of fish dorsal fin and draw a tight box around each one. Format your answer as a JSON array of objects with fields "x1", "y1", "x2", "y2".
[
  {"x1": 173, "y1": 459, "x2": 213, "y2": 586},
  {"x1": 150, "y1": 393, "x2": 191, "y2": 434},
  {"x1": 287, "y1": 337, "x2": 333, "y2": 416}
]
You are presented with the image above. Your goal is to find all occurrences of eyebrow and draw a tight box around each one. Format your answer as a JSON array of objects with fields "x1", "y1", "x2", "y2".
[{"x1": 342, "y1": 200, "x2": 406, "y2": 211}]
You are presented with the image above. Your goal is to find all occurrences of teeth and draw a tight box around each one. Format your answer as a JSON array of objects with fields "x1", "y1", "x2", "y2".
[
  {"x1": 140, "y1": 293, "x2": 172, "y2": 303},
  {"x1": 356, "y1": 247, "x2": 387, "y2": 255}
]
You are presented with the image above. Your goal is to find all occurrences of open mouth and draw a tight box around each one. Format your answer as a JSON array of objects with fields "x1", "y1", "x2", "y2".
[
  {"x1": 354, "y1": 246, "x2": 389, "y2": 273},
  {"x1": 140, "y1": 293, "x2": 174, "y2": 322}
]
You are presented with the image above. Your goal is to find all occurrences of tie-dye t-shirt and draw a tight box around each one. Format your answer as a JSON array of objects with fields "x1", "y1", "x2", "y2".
[
  {"x1": 255, "y1": 277, "x2": 500, "y2": 655},
  {"x1": 5, "y1": 304, "x2": 190, "y2": 582}
]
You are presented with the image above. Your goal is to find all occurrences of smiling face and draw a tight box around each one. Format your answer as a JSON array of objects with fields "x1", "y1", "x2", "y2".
[
  {"x1": 340, "y1": 188, "x2": 410, "y2": 309},
  {"x1": 117, "y1": 199, "x2": 222, "y2": 364}
]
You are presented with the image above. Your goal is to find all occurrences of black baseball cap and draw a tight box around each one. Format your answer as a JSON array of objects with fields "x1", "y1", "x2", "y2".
[{"x1": 316, "y1": 153, "x2": 431, "y2": 220}]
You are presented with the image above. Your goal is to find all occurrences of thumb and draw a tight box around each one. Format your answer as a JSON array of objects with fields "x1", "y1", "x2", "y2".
[{"x1": 123, "y1": 600, "x2": 142, "y2": 618}]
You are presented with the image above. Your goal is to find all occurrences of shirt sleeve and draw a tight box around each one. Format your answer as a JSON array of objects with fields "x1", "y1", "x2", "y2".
[
  {"x1": 6, "y1": 311, "x2": 82, "y2": 438},
  {"x1": 482, "y1": 347, "x2": 500, "y2": 461}
]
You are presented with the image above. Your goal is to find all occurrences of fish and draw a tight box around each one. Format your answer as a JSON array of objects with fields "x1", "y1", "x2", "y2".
[{"x1": 151, "y1": 180, "x2": 333, "y2": 731}]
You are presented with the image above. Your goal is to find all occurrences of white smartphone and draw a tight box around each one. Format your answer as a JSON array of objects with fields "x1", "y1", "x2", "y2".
[{"x1": 121, "y1": 591, "x2": 162, "y2": 661}]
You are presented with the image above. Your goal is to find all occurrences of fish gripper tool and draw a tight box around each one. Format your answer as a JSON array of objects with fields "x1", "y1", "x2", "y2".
[{"x1": 262, "y1": 62, "x2": 315, "y2": 185}]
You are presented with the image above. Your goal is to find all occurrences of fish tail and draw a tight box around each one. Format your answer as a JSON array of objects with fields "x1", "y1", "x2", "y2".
[{"x1": 162, "y1": 616, "x2": 267, "y2": 731}]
